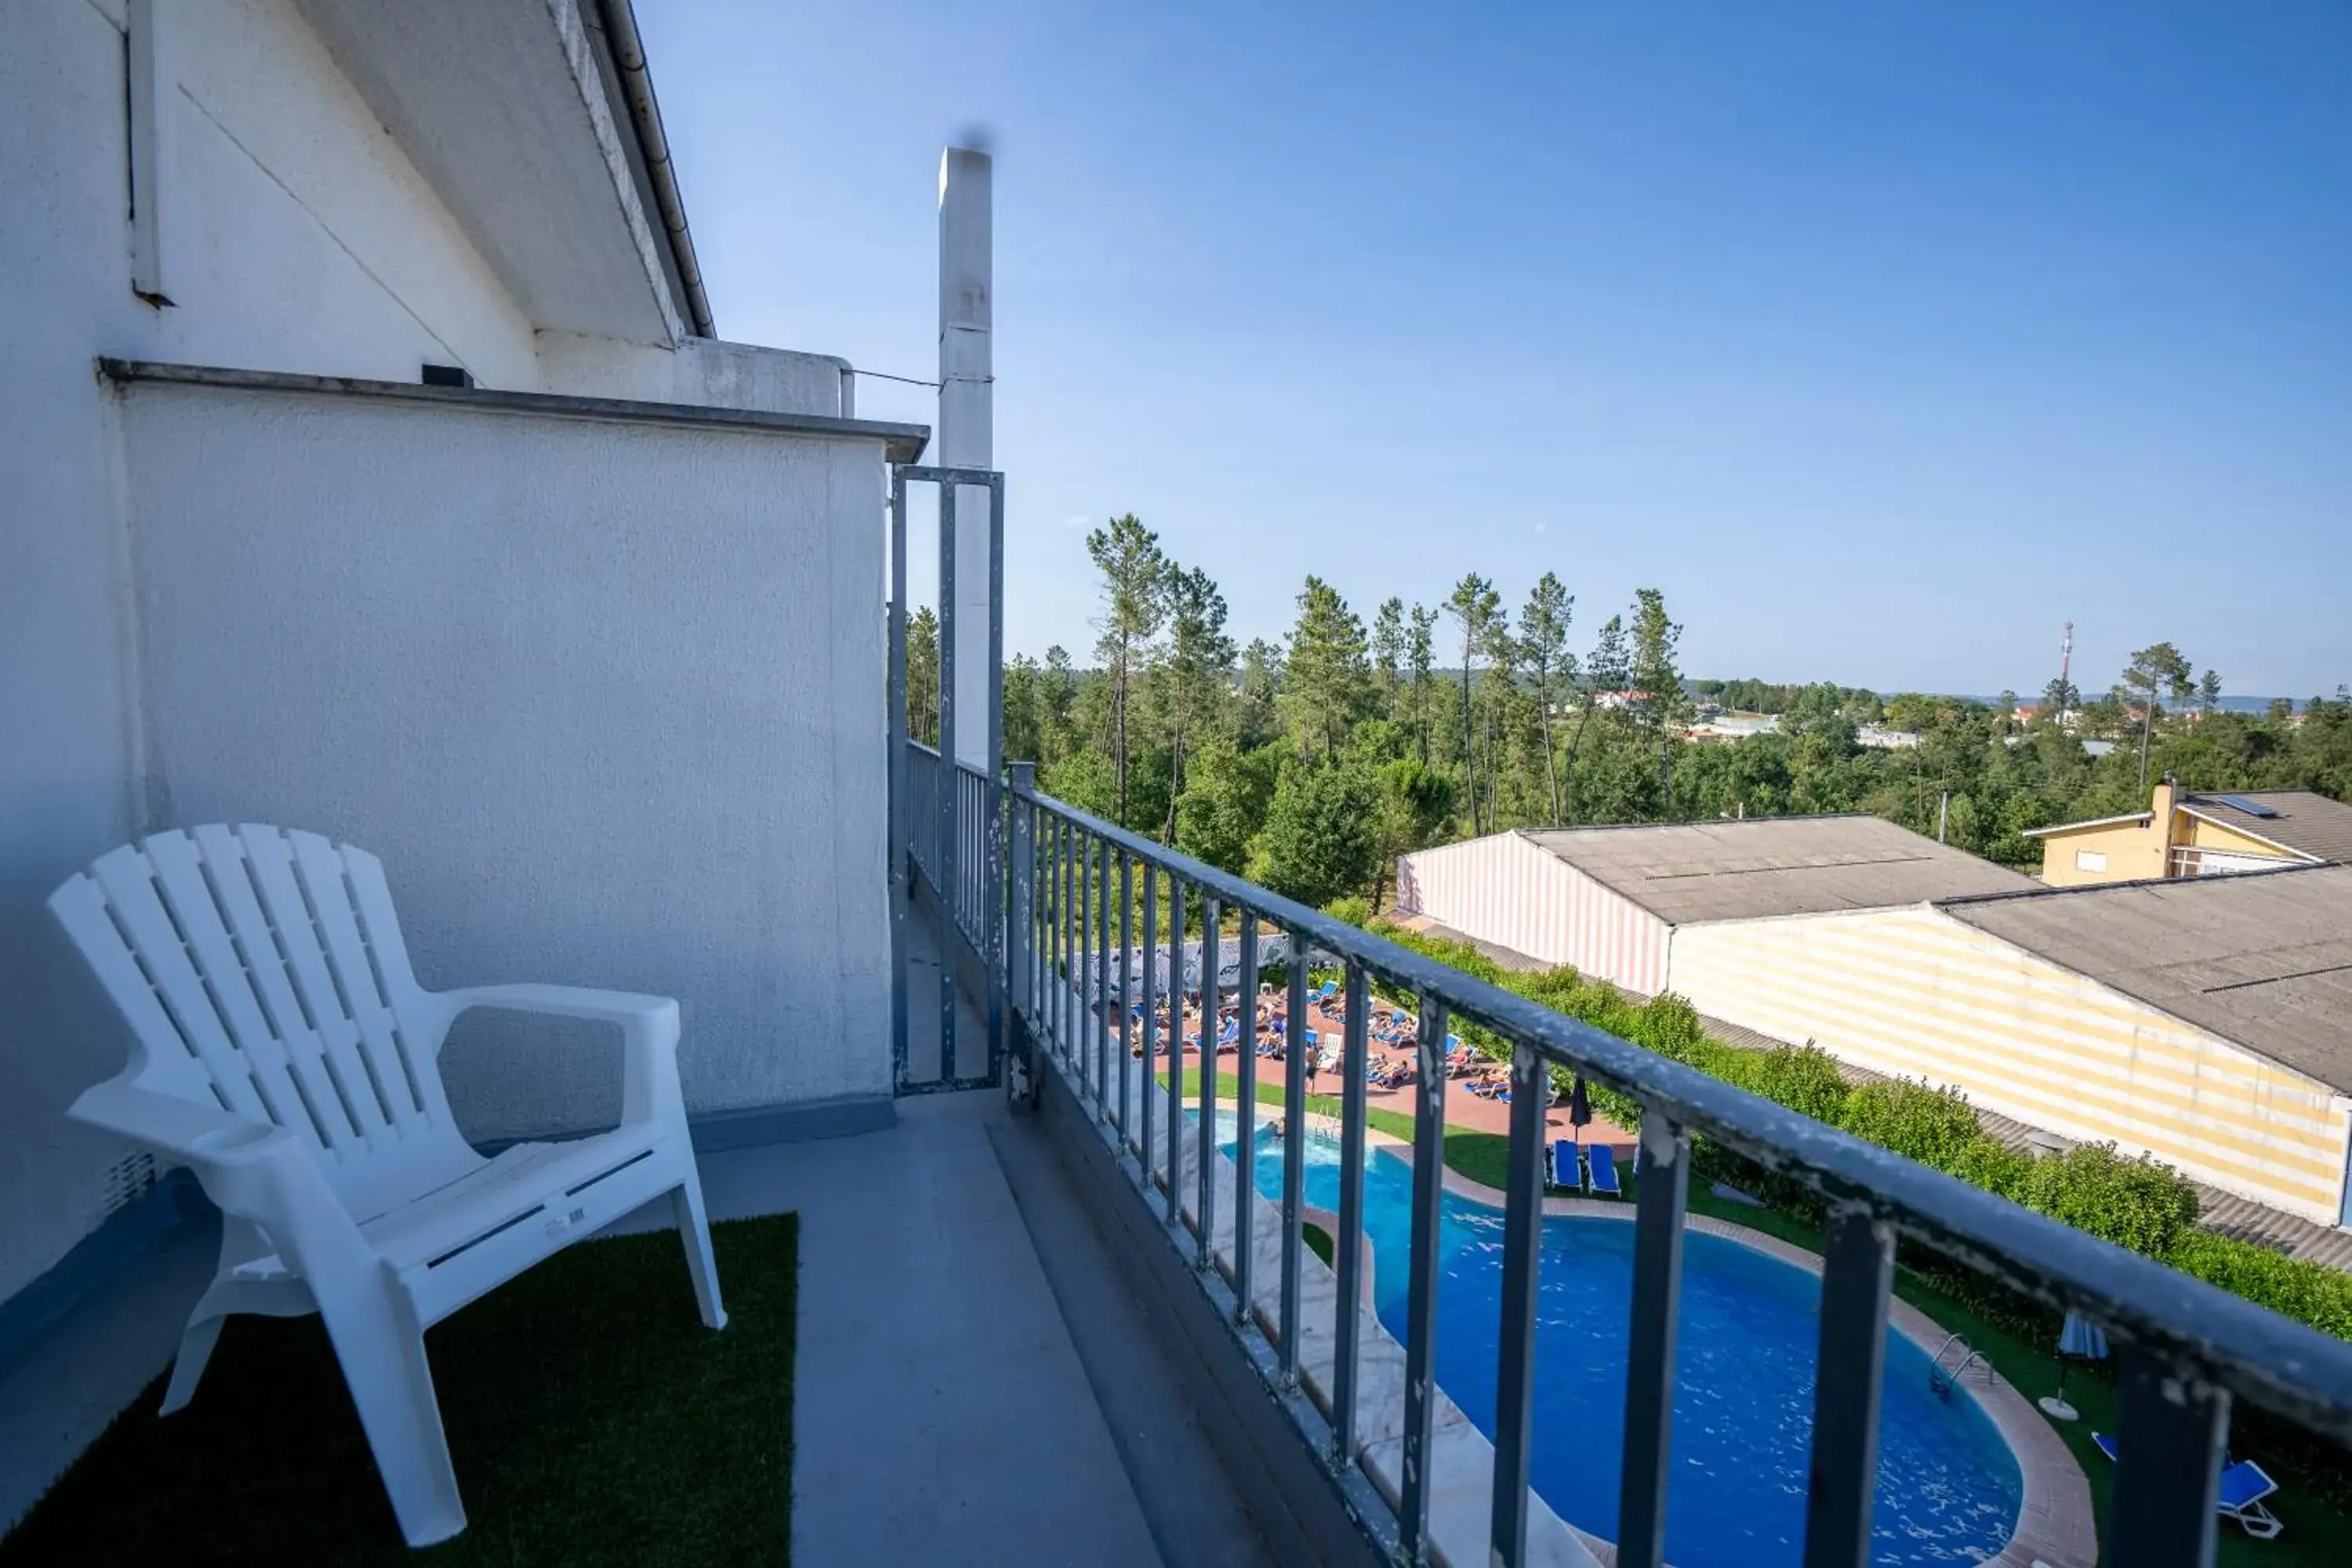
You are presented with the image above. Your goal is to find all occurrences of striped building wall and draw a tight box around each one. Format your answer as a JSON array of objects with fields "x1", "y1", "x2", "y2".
[
  {"x1": 1394, "y1": 832, "x2": 1668, "y2": 995},
  {"x1": 1667, "y1": 905, "x2": 2352, "y2": 1225}
]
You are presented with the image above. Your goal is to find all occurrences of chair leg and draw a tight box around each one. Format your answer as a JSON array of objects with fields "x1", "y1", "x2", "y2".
[
  {"x1": 157, "y1": 1313, "x2": 224, "y2": 1415},
  {"x1": 317, "y1": 1281, "x2": 466, "y2": 1548},
  {"x1": 671, "y1": 1175, "x2": 728, "y2": 1330}
]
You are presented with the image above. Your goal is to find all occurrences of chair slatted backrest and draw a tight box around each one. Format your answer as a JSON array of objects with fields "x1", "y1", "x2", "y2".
[{"x1": 52, "y1": 826, "x2": 473, "y2": 1218}]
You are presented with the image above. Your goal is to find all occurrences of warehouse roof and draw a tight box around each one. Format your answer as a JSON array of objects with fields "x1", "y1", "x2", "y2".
[
  {"x1": 1517, "y1": 815, "x2": 2032, "y2": 925},
  {"x1": 1940, "y1": 863, "x2": 2352, "y2": 1094},
  {"x1": 2179, "y1": 789, "x2": 2352, "y2": 866}
]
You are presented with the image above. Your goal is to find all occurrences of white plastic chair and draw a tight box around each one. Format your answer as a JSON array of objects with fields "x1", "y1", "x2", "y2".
[{"x1": 52, "y1": 825, "x2": 727, "y2": 1547}]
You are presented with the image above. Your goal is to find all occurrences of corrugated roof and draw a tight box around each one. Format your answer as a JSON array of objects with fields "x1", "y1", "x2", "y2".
[
  {"x1": 2183, "y1": 789, "x2": 2352, "y2": 866},
  {"x1": 1941, "y1": 863, "x2": 2352, "y2": 1094},
  {"x1": 1518, "y1": 816, "x2": 2034, "y2": 926}
]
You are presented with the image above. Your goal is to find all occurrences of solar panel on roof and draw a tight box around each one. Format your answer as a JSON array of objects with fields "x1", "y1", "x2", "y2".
[{"x1": 2213, "y1": 793, "x2": 2281, "y2": 818}]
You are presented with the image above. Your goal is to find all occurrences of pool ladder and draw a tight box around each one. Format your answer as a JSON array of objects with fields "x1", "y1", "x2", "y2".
[{"x1": 1928, "y1": 1333, "x2": 1987, "y2": 1397}]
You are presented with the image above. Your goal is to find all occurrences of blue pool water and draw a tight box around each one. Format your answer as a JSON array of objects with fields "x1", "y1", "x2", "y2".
[{"x1": 1217, "y1": 1113, "x2": 2020, "y2": 1567}]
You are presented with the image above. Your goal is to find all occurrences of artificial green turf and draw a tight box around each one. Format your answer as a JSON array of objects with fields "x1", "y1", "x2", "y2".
[
  {"x1": 2, "y1": 1214, "x2": 797, "y2": 1568},
  {"x1": 1174, "y1": 1070, "x2": 2352, "y2": 1564}
]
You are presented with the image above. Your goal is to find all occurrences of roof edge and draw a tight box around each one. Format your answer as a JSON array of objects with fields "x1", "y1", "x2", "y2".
[
  {"x1": 1933, "y1": 859, "x2": 2325, "y2": 910},
  {"x1": 1521, "y1": 811, "x2": 1881, "y2": 839},
  {"x1": 2174, "y1": 806, "x2": 2326, "y2": 865},
  {"x1": 590, "y1": 0, "x2": 715, "y2": 339},
  {"x1": 2020, "y1": 811, "x2": 2154, "y2": 838},
  {"x1": 100, "y1": 358, "x2": 931, "y2": 462}
]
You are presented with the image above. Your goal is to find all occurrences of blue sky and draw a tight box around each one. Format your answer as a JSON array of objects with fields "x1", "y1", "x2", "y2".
[{"x1": 641, "y1": 2, "x2": 2351, "y2": 699}]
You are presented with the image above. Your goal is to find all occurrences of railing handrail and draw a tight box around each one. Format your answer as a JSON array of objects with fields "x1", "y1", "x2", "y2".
[
  {"x1": 1007, "y1": 768, "x2": 2352, "y2": 1442},
  {"x1": 903, "y1": 736, "x2": 993, "y2": 784}
]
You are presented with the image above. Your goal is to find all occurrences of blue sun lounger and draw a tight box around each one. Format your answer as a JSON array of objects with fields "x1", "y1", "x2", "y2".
[
  {"x1": 1552, "y1": 1138, "x2": 1580, "y2": 1191},
  {"x1": 1588, "y1": 1143, "x2": 1624, "y2": 1198},
  {"x1": 2091, "y1": 1433, "x2": 2283, "y2": 1539}
]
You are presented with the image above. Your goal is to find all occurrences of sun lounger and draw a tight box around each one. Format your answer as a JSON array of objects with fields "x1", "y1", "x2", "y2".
[
  {"x1": 1552, "y1": 1138, "x2": 1581, "y2": 1190},
  {"x1": 2090, "y1": 1434, "x2": 2282, "y2": 1539},
  {"x1": 2218, "y1": 1460, "x2": 2285, "y2": 1538},
  {"x1": 1588, "y1": 1144, "x2": 1623, "y2": 1197}
]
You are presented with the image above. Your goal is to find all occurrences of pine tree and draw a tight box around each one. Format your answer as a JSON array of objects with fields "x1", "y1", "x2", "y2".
[
  {"x1": 1406, "y1": 604, "x2": 1439, "y2": 765},
  {"x1": 1446, "y1": 575, "x2": 1501, "y2": 833},
  {"x1": 1518, "y1": 574, "x2": 1574, "y2": 825},
  {"x1": 1236, "y1": 638, "x2": 1284, "y2": 750},
  {"x1": 1282, "y1": 576, "x2": 1371, "y2": 760},
  {"x1": 1562, "y1": 614, "x2": 1628, "y2": 826},
  {"x1": 2118, "y1": 641, "x2": 2194, "y2": 792},
  {"x1": 1371, "y1": 597, "x2": 1406, "y2": 710},
  {"x1": 1085, "y1": 514, "x2": 1168, "y2": 829},
  {"x1": 1156, "y1": 562, "x2": 1236, "y2": 842},
  {"x1": 1630, "y1": 589, "x2": 1687, "y2": 811}
]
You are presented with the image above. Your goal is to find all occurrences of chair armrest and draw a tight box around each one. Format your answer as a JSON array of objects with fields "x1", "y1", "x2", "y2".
[
  {"x1": 69, "y1": 1078, "x2": 371, "y2": 1274},
  {"x1": 71, "y1": 1076, "x2": 285, "y2": 1167},
  {"x1": 432, "y1": 984, "x2": 684, "y2": 1129}
]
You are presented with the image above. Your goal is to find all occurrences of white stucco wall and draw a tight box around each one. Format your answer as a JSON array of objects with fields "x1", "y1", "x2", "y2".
[
  {"x1": 0, "y1": 0, "x2": 556, "y2": 1305},
  {"x1": 116, "y1": 379, "x2": 894, "y2": 1139},
  {"x1": 0, "y1": 0, "x2": 881, "y2": 1305}
]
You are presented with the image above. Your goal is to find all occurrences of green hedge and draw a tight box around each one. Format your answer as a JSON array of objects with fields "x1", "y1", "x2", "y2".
[
  {"x1": 1354, "y1": 916, "x2": 2349, "y2": 1342},
  {"x1": 2169, "y1": 1231, "x2": 2352, "y2": 1341}
]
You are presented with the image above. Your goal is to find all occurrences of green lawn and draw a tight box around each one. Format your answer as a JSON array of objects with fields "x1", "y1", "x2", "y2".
[
  {"x1": 2, "y1": 1215, "x2": 798, "y2": 1567},
  {"x1": 1169, "y1": 1070, "x2": 2351, "y2": 1564}
]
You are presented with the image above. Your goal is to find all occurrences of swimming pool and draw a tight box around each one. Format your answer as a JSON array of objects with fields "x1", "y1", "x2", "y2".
[{"x1": 1215, "y1": 1112, "x2": 2021, "y2": 1567}]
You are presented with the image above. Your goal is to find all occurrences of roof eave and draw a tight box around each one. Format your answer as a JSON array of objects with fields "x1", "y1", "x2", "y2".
[
  {"x1": 2020, "y1": 812, "x2": 2154, "y2": 838},
  {"x1": 2174, "y1": 807, "x2": 2325, "y2": 865},
  {"x1": 588, "y1": 0, "x2": 715, "y2": 339}
]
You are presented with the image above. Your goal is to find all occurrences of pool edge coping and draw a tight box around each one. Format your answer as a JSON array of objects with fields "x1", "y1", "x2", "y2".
[{"x1": 1225, "y1": 1098, "x2": 2097, "y2": 1568}]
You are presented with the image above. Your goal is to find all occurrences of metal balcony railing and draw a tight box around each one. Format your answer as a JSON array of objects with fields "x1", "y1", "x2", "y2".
[
  {"x1": 989, "y1": 763, "x2": 2352, "y2": 1568},
  {"x1": 899, "y1": 738, "x2": 996, "y2": 945}
]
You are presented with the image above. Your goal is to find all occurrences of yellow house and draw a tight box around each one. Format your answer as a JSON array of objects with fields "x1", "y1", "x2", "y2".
[{"x1": 2027, "y1": 784, "x2": 2352, "y2": 887}]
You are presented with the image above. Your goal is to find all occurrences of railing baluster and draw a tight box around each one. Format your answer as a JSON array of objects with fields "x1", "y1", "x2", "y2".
[
  {"x1": 1118, "y1": 849, "x2": 1134, "y2": 1146},
  {"x1": 1334, "y1": 963, "x2": 1374, "y2": 1463},
  {"x1": 1233, "y1": 914, "x2": 1259, "y2": 1327},
  {"x1": 1061, "y1": 818, "x2": 1076, "y2": 1065},
  {"x1": 1489, "y1": 1043, "x2": 1546, "y2": 1568},
  {"x1": 1036, "y1": 804, "x2": 1049, "y2": 1051},
  {"x1": 984, "y1": 773, "x2": 1004, "y2": 1083},
  {"x1": 1197, "y1": 895, "x2": 1220, "y2": 1271},
  {"x1": 1398, "y1": 989, "x2": 1445, "y2": 1560},
  {"x1": 1079, "y1": 830, "x2": 1094, "y2": 1103},
  {"x1": 935, "y1": 485, "x2": 956, "y2": 1081},
  {"x1": 1617, "y1": 1113, "x2": 1690, "y2": 1568},
  {"x1": 1140, "y1": 861, "x2": 1158, "y2": 1195},
  {"x1": 1098, "y1": 833, "x2": 1114, "y2": 1113},
  {"x1": 2111, "y1": 1345, "x2": 2230, "y2": 1568},
  {"x1": 1803, "y1": 1204, "x2": 1896, "y2": 1568},
  {"x1": 1044, "y1": 814, "x2": 1059, "y2": 1060},
  {"x1": 1006, "y1": 768, "x2": 1033, "y2": 1066},
  {"x1": 1167, "y1": 875, "x2": 1186, "y2": 1225},
  {"x1": 886, "y1": 477, "x2": 909, "y2": 1085},
  {"x1": 1279, "y1": 930, "x2": 1308, "y2": 1387}
]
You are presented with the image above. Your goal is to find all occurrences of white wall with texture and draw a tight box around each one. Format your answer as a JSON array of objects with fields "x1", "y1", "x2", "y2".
[
  {"x1": 114, "y1": 379, "x2": 894, "y2": 1142},
  {"x1": 0, "y1": 0, "x2": 545, "y2": 1305}
]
